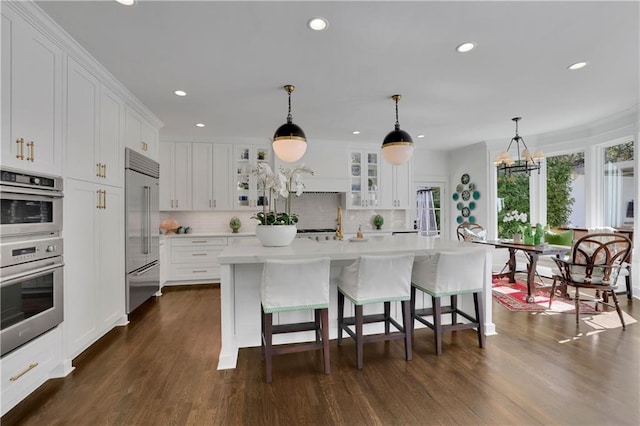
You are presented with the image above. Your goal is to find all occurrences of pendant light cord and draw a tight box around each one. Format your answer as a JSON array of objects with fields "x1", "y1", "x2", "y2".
[
  {"x1": 395, "y1": 97, "x2": 400, "y2": 130},
  {"x1": 287, "y1": 89, "x2": 293, "y2": 124}
]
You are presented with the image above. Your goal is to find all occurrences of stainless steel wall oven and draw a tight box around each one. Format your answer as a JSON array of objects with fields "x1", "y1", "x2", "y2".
[{"x1": 0, "y1": 168, "x2": 64, "y2": 357}]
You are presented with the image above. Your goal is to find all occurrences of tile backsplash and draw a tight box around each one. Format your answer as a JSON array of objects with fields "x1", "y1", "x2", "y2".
[{"x1": 160, "y1": 193, "x2": 408, "y2": 234}]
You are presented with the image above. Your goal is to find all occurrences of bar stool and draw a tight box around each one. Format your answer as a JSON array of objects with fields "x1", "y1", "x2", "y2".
[
  {"x1": 411, "y1": 248, "x2": 485, "y2": 355},
  {"x1": 337, "y1": 253, "x2": 415, "y2": 369},
  {"x1": 261, "y1": 257, "x2": 331, "y2": 383}
]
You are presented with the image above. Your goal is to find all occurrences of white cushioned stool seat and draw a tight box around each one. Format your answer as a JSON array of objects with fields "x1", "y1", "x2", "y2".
[
  {"x1": 337, "y1": 253, "x2": 415, "y2": 369},
  {"x1": 260, "y1": 257, "x2": 331, "y2": 383},
  {"x1": 411, "y1": 247, "x2": 486, "y2": 355}
]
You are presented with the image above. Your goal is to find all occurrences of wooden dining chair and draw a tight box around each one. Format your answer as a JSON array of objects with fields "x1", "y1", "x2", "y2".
[
  {"x1": 456, "y1": 222, "x2": 486, "y2": 241},
  {"x1": 549, "y1": 232, "x2": 632, "y2": 328}
]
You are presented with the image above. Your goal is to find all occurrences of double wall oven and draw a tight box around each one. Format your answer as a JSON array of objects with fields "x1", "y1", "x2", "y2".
[{"x1": 0, "y1": 168, "x2": 64, "y2": 357}]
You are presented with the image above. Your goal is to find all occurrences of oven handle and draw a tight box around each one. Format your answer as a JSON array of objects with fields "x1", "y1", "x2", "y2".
[
  {"x1": 0, "y1": 261, "x2": 64, "y2": 286},
  {"x1": 0, "y1": 185, "x2": 64, "y2": 198}
]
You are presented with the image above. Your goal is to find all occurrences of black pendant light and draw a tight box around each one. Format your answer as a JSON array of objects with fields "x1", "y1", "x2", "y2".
[
  {"x1": 382, "y1": 94, "x2": 414, "y2": 165},
  {"x1": 272, "y1": 84, "x2": 307, "y2": 163}
]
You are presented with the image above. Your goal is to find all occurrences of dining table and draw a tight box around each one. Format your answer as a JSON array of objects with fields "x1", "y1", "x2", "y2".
[{"x1": 474, "y1": 240, "x2": 568, "y2": 303}]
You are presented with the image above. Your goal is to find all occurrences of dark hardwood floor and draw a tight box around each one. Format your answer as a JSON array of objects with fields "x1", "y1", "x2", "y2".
[{"x1": 3, "y1": 284, "x2": 639, "y2": 425}]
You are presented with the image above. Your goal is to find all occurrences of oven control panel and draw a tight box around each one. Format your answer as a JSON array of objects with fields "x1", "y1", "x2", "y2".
[{"x1": 0, "y1": 237, "x2": 63, "y2": 267}]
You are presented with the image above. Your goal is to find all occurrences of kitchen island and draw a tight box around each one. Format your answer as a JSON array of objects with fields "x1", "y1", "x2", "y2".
[{"x1": 216, "y1": 234, "x2": 495, "y2": 370}]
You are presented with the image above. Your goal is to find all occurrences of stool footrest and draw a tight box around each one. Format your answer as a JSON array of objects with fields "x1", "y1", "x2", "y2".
[{"x1": 272, "y1": 321, "x2": 319, "y2": 335}]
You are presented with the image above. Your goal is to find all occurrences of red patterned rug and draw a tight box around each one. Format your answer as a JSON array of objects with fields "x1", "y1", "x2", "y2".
[{"x1": 492, "y1": 279, "x2": 598, "y2": 314}]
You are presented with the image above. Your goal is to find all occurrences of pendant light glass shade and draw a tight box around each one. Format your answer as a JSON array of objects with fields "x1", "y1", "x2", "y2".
[
  {"x1": 382, "y1": 95, "x2": 414, "y2": 165},
  {"x1": 272, "y1": 85, "x2": 307, "y2": 163}
]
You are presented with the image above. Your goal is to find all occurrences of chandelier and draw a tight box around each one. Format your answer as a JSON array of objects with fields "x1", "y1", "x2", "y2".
[{"x1": 493, "y1": 117, "x2": 543, "y2": 175}]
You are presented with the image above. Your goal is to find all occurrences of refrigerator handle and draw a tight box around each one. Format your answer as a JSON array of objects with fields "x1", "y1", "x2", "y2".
[{"x1": 144, "y1": 185, "x2": 151, "y2": 255}]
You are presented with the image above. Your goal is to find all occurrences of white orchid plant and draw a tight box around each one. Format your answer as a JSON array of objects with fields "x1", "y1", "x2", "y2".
[
  {"x1": 250, "y1": 163, "x2": 313, "y2": 225},
  {"x1": 500, "y1": 209, "x2": 528, "y2": 238}
]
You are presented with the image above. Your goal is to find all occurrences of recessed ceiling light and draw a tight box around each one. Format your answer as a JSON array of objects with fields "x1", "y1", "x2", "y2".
[
  {"x1": 116, "y1": 0, "x2": 135, "y2": 6},
  {"x1": 417, "y1": 134, "x2": 425, "y2": 138},
  {"x1": 455, "y1": 42, "x2": 476, "y2": 53},
  {"x1": 174, "y1": 90, "x2": 187, "y2": 96},
  {"x1": 196, "y1": 123, "x2": 205, "y2": 128},
  {"x1": 352, "y1": 131, "x2": 360, "y2": 135},
  {"x1": 307, "y1": 17, "x2": 328, "y2": 31},
  {"x1": 567, "y1": 61, "x2": 588, "y2": 70}
]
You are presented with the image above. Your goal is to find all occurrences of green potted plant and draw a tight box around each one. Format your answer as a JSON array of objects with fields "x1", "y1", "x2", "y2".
[
  {"x1": 229, "y1": 216, "x2": 241, "y2": 233},
  {"x1": 373, "y1": 214, "x2": 384, "y2": 230}
]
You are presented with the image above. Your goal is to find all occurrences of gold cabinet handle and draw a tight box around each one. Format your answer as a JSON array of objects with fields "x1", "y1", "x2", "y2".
[
  {"x1": 96, "y1": 190, "x2": 101, "y2": 209},
  {"x1": 102, "y1": 190, "x2": 106, "y2": 209},
  {"x1": 213, "y1": 200, "x2": 216, "y2": 208},
  {"x1": 10, "y1": 363, "x2": 38, "y2": 381},
  {"x1": 170, "y1": 200, "x2": 174, "y2": 208},
  {"x1": 97, "y1": 163, "x2": 102, "y2": 177},
  {"x1": 141, "y1": 141, "x2": 148, "y2": 151},
  {"x1": 102, "y1": 163, "x2": 107, "y2": 178},
  {"x1": 175, "y1": 199, "x2": 178, "y2": 208},
  {"x1": 27, "y1": 141, "x2": 35, "y2": 162},
  {"x1": 16, "y1": 138, "x2": 25, "y2": 160}
]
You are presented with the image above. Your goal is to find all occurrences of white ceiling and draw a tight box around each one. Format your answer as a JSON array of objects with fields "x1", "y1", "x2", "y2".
[{"x1": 36, "y1": 0, "x2": 639, "y2": 151}]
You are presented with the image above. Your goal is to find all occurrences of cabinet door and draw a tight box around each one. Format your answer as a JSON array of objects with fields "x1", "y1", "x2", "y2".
[
  {"x1": 66, "y1": 57, "x2": 99, "y2": 183},
  {"x1": 63, "y1": 179, "x2": 99, "y2": 359},
  {"x1": 98, "y1": 186, "x2": 125, "y2": 329},
  {"x1": 1, "y1": 9, "x2": 63, "y2": 174},
  {"x1": 99, "y1": 86, "x2": 124, "y2": 188},
  {"x1": 140, "y1": 119, "x2": 158, "y2": 160},
  {"x1": 192, "y1": 143, "x2": 213, "y2": 210},
  {"x1": 347, "y1": 150, "x2": 380, "y2": 209},
  {"x1": 233, "y1": 145, "x2": 268, "y2": 210},
  {"x1": 393, "y1": 160, "x2": 412, "y2": 209},
  {"x1": 212, "y1": 143, "x2": 232, "y2": 210},
  {"x1": 173, "y1": 144, "x2": 192, "y2": 210},
  {"x1": 124, "y1": 106, "x2": 142, "y2": 154},
  {"x1": 159, "y1": 143, "x2": 174, "y2": 210}
]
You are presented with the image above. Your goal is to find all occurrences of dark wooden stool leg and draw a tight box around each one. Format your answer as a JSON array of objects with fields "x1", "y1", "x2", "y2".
[
  {"x1": 264, "y1": 312, "x2": 273, "y2": 383},
  {"x1": 410, "y1": 286, "x2": 416, "y2": 334},
  {"x1": 314, "y1": 309, "x2": 321, "y2": 343},
  {"x1": 432, "y1": 296, "x2": 443, "y2": 355},
  {"x1": 473, "y1": 291, "x2": 485, "y2": 348},
  {"x1": 450, "y1": 294, "x2": 458, "y2": 326},
  {"x1": 261, "y1": 305, "x2": 265, "y2": 358},
  {"x1": 402, "y1": 300, "x2": 412, "y2": 361},
  {"x1": 337, "y1": 290, "x2": 344, "y2": 346},
  {"x1": 355, "y1": 304, "x2": 364, "y2": 370},
  {"x1": 384, "y1": 301, "x2": 391, "y2": 335},
  {"x1": 321, "y1": 308, "x2": 330, "y2": 373},
  {"x1": 574, "y1": 287, "x2": 580, "y2": 326}
]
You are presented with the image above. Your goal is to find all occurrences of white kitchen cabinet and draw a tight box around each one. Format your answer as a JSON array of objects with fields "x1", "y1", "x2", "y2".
[
  {"x1": 1, "y1": 7, "x2": 63, "y2": 175},
  {"x1": 0, "y1": 327, "x2": 62, "y2": 416},
  {"x1": 63, "y1": 179, "x2": 125, "y2": 361},
  {"x1": 233, "y1": 145, "x2": 270, "y2": 210},
  {"x1": 167, "y1": 237, "x2": 228, "y2": 284},
  {"x1": 345, "y1": 149, "x2": 381, "y2": 209},
  {"x1": 160, "y1": 238, "x2": 168, "y2": 287},
  {"x1": 192, "y1": 143, "x2": 232, "y2": 210},
  {"x1": 380, "y1": 159, "x2": 412, "y2": 209},
  {"x1": 159, "y1": 142, "x2": 192, "y2": 210},
  {"x1": 66, "y1": 59, "x2": 123, "y2": 187},
  {"x1": 125, "y1": 105, "x2": 158, "y2": 161}
]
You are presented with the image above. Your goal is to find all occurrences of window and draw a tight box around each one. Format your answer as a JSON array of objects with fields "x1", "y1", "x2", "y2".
[
  {"x1": 497, "y1": 174, "x2": 530, "y2": 238},
  {"x1": 417, "y1": 187, "x2": 440, "y2": 236},
  {"x1": 546, "y1": 152, "x2": 585, "y2": 227},
  {"x1": 603, "y1": 140, "x2": 634, "y2": 227}
]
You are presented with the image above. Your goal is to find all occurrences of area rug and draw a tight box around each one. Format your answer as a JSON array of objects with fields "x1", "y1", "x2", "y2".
[{"x1": 492, "y1": 279, "x2": 598, "y2": 314}]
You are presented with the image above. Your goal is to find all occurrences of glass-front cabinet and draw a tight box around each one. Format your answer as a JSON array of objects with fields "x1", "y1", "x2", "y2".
[
  {"x1": 347, "y1": 149, "x2": 380, "y2": 209},
  {"x1": 233, "y1": 145, "x2": 270, "y2": 210}
]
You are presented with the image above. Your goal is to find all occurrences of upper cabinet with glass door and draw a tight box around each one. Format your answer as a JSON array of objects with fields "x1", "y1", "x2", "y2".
[
  {"x1": 346, "y1": 149, "x2": 380, "y2": 209},
  {"x1": 233, "y1": 145, "x2": 270, "y2": 210}
]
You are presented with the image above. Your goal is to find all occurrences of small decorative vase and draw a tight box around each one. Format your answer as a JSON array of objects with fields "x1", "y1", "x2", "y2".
[
  {"x1": 255, "y1": 224, "x2": 297, "y2": 247},
  {"x1": 524, "y1": 234, "x2": 535, "y2": 245},
  {"x1": 513, "y1": 233, "x2": 523, "y2": 244}
]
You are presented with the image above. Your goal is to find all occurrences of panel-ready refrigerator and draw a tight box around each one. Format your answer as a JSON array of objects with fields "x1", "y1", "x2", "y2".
[{"x1": 125, "y1": 148, "x2": 160, "y2": 314}]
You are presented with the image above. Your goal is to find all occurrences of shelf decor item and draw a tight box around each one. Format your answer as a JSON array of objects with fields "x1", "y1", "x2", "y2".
[
  {"x1": 250, "y1": 163, "x2": 313, "y2": 246},
  {"x1": 229, "y1": 216, "x2": 241, "y2": 233},
  {"x1": 373, "y1": 214, "x2": 384, "y2": 230}
]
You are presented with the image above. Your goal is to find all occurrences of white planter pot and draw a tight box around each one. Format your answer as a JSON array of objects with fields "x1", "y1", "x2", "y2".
[{"x1": 255, "y1": 225, "x2": 297, "y2": 247}]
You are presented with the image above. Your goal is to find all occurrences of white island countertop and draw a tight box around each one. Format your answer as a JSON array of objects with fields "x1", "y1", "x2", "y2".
[
  {"x1": 216, "y1": 234, "x2": 496, "y2": 370},
  {"x1": 218, "y1": 234, "x2": 468, "y2": 264}
]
